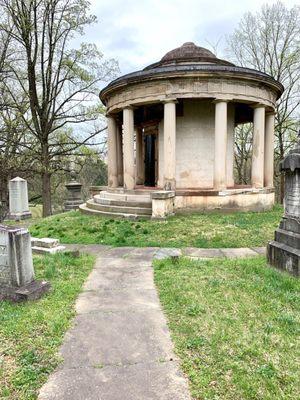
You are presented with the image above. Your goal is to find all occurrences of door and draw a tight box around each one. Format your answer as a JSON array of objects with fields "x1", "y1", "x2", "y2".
[{"x1": 144, "y1": 134, "x2": 156, "y2": 187}]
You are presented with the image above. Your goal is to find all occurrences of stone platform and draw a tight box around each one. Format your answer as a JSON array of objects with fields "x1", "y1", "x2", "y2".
[{"x1": 79, "y1": 186, "x2": 275, "y2": 219}]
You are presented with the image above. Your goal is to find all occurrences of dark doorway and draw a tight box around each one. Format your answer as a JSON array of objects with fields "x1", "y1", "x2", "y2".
[{"x1": 144, "y1": 134, "x2": 156, "y2": 187}]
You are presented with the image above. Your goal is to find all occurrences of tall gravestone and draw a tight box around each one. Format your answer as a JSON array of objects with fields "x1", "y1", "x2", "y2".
[
  {"x1": 267, "y1": 138, "x2": 300, "y2": 277},
  {"x1": 9, "y1": 177, "x2": 32, "y2": 220},
  {"x1": 0, "y1": 225, "x2": 50, "y2": 301}
]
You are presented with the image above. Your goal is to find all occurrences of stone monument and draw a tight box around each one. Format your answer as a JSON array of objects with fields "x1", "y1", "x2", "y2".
[
  {"x1": 267, "y1": 135, "x2": 300, "y2": 277},
  {"x1": 64, "y1": 162, "x2": 83, "y2": 211},
  {"x1": 9, "y1": 177, "x2": 32, "y2": 220},
  {"x1": 0, "y1": 225, "x2": 50, "y2": 301}
]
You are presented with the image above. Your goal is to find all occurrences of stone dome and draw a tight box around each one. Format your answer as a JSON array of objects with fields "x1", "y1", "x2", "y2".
[{"x1": 144, "y1": 42, "x2": 234, "y2": 70}]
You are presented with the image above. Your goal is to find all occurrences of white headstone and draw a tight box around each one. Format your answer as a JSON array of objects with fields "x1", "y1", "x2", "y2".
[
  {"x1": 0, "y1": 225, "x2": 34, "y2": 288},
  {"x1": 9, "y1": 177, "x2": 32, "y2": 220},
  {"x1": 0, "y1": 225, "x2": 50, "y2": 301}
]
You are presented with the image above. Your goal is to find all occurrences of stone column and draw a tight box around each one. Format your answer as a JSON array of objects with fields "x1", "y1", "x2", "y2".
[
  {"x1": 251, "y1": 105, "x2": 265, "y2": 188},
  {"x1": 264, "y1": 111, "x2": 275, "y2": 187},
  {"x1": 107, "y1": 115, "x2": 118, "y2": 188},
  {"x1": 123, "y1": 106, "x2": 135, "y2": 190},
  {"x1": 214, "y1": 100, "x2": 228, "y2": 190},
  {"x1": 116, "y1": 125, "x2": 123, "y2": 186},
  {"x1": 163, "y1": 100, "x2": 176, "y2": 190},
  {"x1": 136, "y1": 127, "x2": 144, "y2": 185}
]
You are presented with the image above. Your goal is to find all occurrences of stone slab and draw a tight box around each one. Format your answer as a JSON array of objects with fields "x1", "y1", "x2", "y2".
[
  {"x1": 31, "y1": 245, "x2": 66, "y2": 255},
  {"x1": 76, "y1": 288, "x2": 160, "y2": 314},
  {"x1": 220, "y1": 247, "x2": 258, "y2": 258},
  {"x1": 31, "y1": 237, "x2": 60, "y2": 248},
  {"x1": 60, "y1": 309, "x2": 174, "y2": 368},
  {"x1": 153, "y1": 248, "x2": 182, "y2": 260},
  {"x1": 38, "y1": 361, "x2": 191, "y2": 400},
  {"x1": 251, "y1": 247, "x2": 266, "y2": 255},
  {"x1": 102, "y1": 246, "x2": 137, "y2": 258},
  {"x1": 0, "y1": 279, "x2": 50, "y2": 302},
  {"x1": 267, "y1": 240, "x2": 300, "y2": 276},
  {"x1": 83, "y1": 266, "x2": 154, "y2": 290},
  {"x1": 183, "y1": 248, "x2": 224, "y2": 258}
]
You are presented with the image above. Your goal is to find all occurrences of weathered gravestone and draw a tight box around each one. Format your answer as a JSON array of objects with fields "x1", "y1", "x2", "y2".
[
  {"x1": 267, "y1": 138, "x2": 300, "y2": 277},
  {"x1": 64, "y1": 166, "x2": 83, "y2": 211},
  {"x1": 64, "y1": 181, "x2": 83, "y2": 211},
  {"x1": 0, "y1": 225, "x2": 50, "y2": 301},
  {"x1": 9, "y1": 177, "x2": 32, "y2": 220}
]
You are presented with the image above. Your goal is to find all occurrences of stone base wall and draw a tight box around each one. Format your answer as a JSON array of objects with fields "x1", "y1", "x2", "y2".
[{"x1": 174, "y1": 191, "x2": 275, "y2": 212}]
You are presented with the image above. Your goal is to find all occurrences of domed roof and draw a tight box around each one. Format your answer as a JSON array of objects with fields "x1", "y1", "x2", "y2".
[
  {"x1": 162, "y1": 42, "x2": 216, "y2": 62},
  {"x1": 144, "y1": 42, "x2": 234, "y2": 70}
]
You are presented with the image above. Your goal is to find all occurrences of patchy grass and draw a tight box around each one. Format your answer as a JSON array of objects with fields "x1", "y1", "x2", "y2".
[
  {"x1": 0, "y1": 252, "x2": 95, "y2": 400},
  {"x1": 28, "y1": 205, "x2": 283, "y2": 248},
  {"x1": 154, "y1": 257, "x2": 300, "y2": 400}
]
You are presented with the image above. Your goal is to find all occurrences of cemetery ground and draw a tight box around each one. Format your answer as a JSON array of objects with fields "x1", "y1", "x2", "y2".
[
  {"x1": 154, "y1": 256, "x2": 300, "y2": 399},
  {"x1": 28, "y1": 204, "x2": 283, "y2": 248},
  {"x1": 0, "y1": 252, "x2": 95, "y2": 399},
  {"x1": 1, "y1": 204, "x2": 299, "y2": 399}
]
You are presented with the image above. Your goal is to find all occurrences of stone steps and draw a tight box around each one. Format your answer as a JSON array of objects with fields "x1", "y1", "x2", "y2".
[
  {"x1": 79, "y1": 190, "x2": 153, "y2": 219},
  {"x1": 86, "y1": 199, "x2": 152, "y2": 215},
  {"x1": 98, "y1": 191, "x2": 151, "y2": 203},
  {"x1": 79, "y1": 203, "x2": 151, "y2": 219},
  {"x1": 94, "y1": 195, "x2": 152, "y2": 209}
]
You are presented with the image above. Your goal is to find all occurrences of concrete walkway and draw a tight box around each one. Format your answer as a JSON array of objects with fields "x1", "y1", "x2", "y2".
[{"x1": 38, "y1": 245, "x2": 265, "y2": 400}]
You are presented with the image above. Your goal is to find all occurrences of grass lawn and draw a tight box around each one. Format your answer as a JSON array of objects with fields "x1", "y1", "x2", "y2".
[
  {"x1": 154, "y1": 257, "x2": 300, "y2": 400},
  {"x1": 0, "y1": 252, "x2": 95, "y2": 400},
  {"x1": 28, "y1": 205, "x2": 283, "y2": 248}
]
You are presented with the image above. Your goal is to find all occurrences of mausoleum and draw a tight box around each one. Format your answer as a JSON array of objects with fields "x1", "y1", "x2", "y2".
[{"x1": 80, "y1": 42, "x2": 283, "y2": 218}]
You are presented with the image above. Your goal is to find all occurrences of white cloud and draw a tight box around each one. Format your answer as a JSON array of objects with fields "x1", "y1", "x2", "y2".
[{"x1": 83, "y1": 0, "x2": 299, "y2": 74}]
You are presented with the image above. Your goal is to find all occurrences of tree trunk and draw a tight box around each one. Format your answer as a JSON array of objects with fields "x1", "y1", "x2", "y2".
[{"x1": 42, "y1": 171, "x2": 52, "y2": 217}]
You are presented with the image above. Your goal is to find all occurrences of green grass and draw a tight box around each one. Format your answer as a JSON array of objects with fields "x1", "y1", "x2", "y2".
[
  {"x1": 154, "y1": 257, "x2": 300, "y2": 400},
  {"x1": 28, "y1": 205, "x2": 283, "y2": 248},
  {"x1": 0, "y1": 252, "x2": 95, "y2": 400}
]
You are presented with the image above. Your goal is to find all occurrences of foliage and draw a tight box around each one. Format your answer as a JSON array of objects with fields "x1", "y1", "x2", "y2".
[
  {"x1": 0, "y1": 0, "x2": 118, "y2": 216},
  {"x1": 154, "y1": 256, "x2": 300, "y2": 399},
  {"x1": 0, "y1": 252, "x2": 95, "y2": 399},
  {"x1": 29, "y1": 205, "x2": 282, "y2": 248},
  {"x1": 227, "y1": 1, "x2": 300, "y2": 200}
]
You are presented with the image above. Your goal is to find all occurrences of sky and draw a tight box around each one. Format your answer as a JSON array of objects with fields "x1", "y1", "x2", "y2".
[{"x1": 82, "y1": 0, "x2": 299, "y2": 76}]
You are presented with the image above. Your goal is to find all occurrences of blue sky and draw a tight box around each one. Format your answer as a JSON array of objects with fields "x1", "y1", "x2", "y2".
[{"x1": 83, "y1": 0, "x2": 298, "y2": 75}]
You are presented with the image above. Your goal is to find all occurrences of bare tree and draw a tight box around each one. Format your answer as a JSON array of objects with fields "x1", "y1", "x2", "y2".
[
  {"x1": 234, "y1": 123, "x2": 253, "y2": 185},
  {"x1": 227, "y1": 1, "x2": 300, "y2": 201},
  {"x1": 0, "y1": 0, "x2": 118, "y2": 216}
]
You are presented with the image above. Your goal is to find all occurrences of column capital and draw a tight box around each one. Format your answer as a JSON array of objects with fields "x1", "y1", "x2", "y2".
[
  {"x1": 212, "y1": 98, "x2": 229, "y2": 104},
  {"x1": 123, "y1": 105, "x2": 136, "y2": 111},
  {"x1": 251, "y1": 103, "x2": 267, "y2": 109},
  {"x1": 162, "y1": 98, "x2": 178, "y2": 104},
  {"x1": 266, "y1": 110, "x2": 276, "y2": 116}
]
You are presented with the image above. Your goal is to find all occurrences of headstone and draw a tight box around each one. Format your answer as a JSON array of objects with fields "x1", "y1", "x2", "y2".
[
  {"x1": 9, "y1": 177, "x2": 32, "y2": 220},
  {"x1": 64, "y1": 163, "x2": 83, "y2": 211},
  {"x1": 0, "y1": 225, "x2": 50, "y2": 301},
  {"x1": 31, "y1": 237, "x2": 66, "y2": 254},
  {"x1": 64, "y1": 181, "x2": 83, "y2": 211},
  {"x1": 267, "y1": 137, "x2": 300, "y2": 277}
]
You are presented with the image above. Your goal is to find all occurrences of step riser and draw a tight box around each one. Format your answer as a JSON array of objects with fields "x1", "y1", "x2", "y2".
[
  {"x1": 79, "y1": 205, "x2": 151, "y2": 219},
  {"x1": 94, "y1": 198, "x2": 152, "y2": 209},
  {"x1": 86, "y1": 201, "x2": 152, "y2": 215},
  {"x1": 98, "y1": 191, "x2": 151, "y2": 203}
]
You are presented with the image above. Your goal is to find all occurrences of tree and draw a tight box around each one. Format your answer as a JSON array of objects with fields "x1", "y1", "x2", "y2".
[
  {"x1": 227, "y1": 1, "x2": 300, "y2": 200},
  {"x1": 0, "y1": 0, "x2": 118, "y2": 216},
  {"x1": 234, "y1": 123, "x2": 253, "y2": 185}
]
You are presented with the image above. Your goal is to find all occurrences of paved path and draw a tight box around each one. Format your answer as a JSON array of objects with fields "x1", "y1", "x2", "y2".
[
  {"x1": 38, "y1": 245, "x2": 265, "y2": 400},
  {"x1": 62, "y1": 244, "x2": 266, "y2": 259},
  {"x1": 38, "y1": 246, "x2": 192, "y2": 400}
]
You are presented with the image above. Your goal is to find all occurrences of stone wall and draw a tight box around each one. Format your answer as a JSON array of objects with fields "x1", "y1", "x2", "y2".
[{"x1": 157, "y1": 99, "x2": 235, "y2": 189}]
